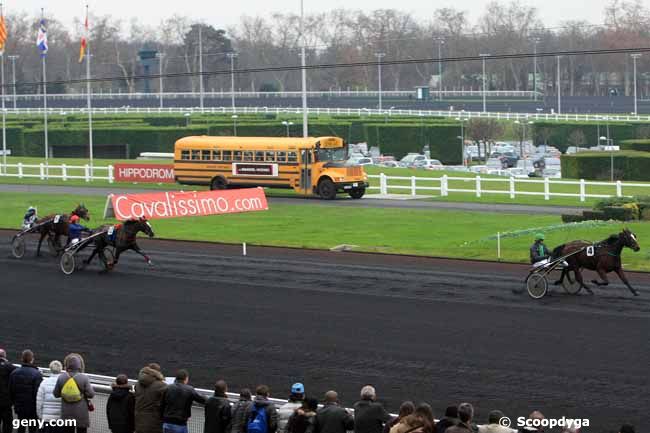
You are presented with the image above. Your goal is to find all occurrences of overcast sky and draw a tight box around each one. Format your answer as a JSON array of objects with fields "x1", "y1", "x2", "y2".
[{"x1": 14, "y1": 0, "x2": 611, "y2": 31}]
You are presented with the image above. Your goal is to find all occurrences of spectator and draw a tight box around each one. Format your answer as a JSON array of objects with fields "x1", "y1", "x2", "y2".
[
  {"x1": 444, "y1": 403, "x2": 474, "y2": 433},
  {"x1": 135, "y1": 363, "x2": 168, "y2": 433},
  {"x1": 383, "y1": 402, "x2": 414, "y2": 433},
  {"x1": 434, "y1": 407, "x2": 458, "y2": 433},
  {"x1": 53, "y1": 353, "x2": 95, "y2": 433},
  {"x1": 230, "y1": 389, "x2": 253, "y2": 433},
  {"x1": 245, "y1": 385, "x2": 278, "y2": 433},
  {"x1": 9, "y1": 350, "x2": 43, "y2": 433},
  {"x1": 204, "y1": 380, "x2": 232, "y2": 433},
  {"x1": 286, "y1": 398, "x2": 318, "y2": 433},
  {"x1": 390, "y1": 404, "x2": 434, "y2": 433},
  {"x1": 315, "y1": 391, "x2": 353, "y2": 433},
  {"x1": 518, "y1": 412, "x2": 543, "y2": 433},
  {"x1": 278, "y1": 384, "x2": 305, "y2": 433},
  {"x1": 618, "y1": 425, "x2": 634, "y2": 433},
  {"x1": 107, "y1": 374, "x2": 135, "y2": 433},
  {"x1": 36, "y1": 361, "x2": 63, "y2": 431},
  {"x1": 161, "y1": 369, "x2": 206, "y2": 433},
  {"x1": 353, "y1": 386, "x2": 390, "y2": 433},
  {"x1": 0, "y1": 349, "x2": 17, "y2": 433},
  {"x1": 478, "y1": 411, "x2": 514, "y2": 433}
]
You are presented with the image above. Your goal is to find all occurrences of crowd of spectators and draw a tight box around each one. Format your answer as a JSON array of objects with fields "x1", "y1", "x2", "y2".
[{"x1": 0, "y1": 348, "x2": 638, "y2": 433}]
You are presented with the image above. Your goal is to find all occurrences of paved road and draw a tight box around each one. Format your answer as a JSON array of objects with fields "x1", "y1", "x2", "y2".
[
  {"x1": 0, "y1": 183, "x2": 582, "y2": 215},
  {"x1": 2, "y1": 234, "x2": 649, "y2": 431}
]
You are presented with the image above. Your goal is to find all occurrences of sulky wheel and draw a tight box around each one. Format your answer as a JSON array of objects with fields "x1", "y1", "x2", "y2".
[
  {"x1": 526, "y1": 273, "x2": 548, "y2": 299},
  {"x1": 11, "y1": 236, "x2": 26, "y2": 259},
  {"x1": 60, "y1": 252, "x2": 76, "y2": 275},
  {"x1": 562, "y1": 269, "x2": 582, "y2": 295}
]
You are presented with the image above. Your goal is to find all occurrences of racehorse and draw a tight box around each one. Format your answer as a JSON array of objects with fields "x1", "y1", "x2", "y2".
[
  {"x1": 84, "y1": 217, "x2": 155, "y2": 270},
  {"x1": 34, "y1": 203, "x2": 90, "y2": 256},
  {"x1": 552, "y1": 228, "x2": 641, "y2": 296}
]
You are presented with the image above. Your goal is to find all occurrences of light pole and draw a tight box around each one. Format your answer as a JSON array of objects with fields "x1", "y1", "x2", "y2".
[
  {"x1": 282, "y1": 120, "x2": 294, "y2": 137},
  {"x1": 514, "y1": 120, "x2": 534, "y2": 159},
  {"x1": 600, "y1": 135, "x2": 615, "y2": 182},
  {"x1": 480, "y1": 54, "x2": 490, "y2": 112},
  {"x1": 531, "y1": 37, "x2": 540, "y2": 101},
  {"x1": 8, "y1": 55, "x2": 18, "y2": 110},
  {"x1": 631, "y1": 53, "x2": 641, "y2": 115},
  {"x1": 435, "y1": 37, "x2": 444, "y2": 101},
  {"x1": 198, "y1": 25, "x2": 204, "y2": 110},
  {"x1": 556, "y1": 55, "x2": 562, "y2": 114},
  {"x1": 375, "y1": 52, "x2": 386, "y2": 110},
  {"x1": 184, "y1": 112, "x2": 191, "y2": 127},
  {"x1": 227, "y1": 52, "x2": 238, "y2": 111},
  {"x1": 231, "y1": 115, "x2": 238, "y2": 136},
  {"x1": 299, "y1": 0, "x2": 308, "y2": 137},
  {"x1": 455, "y1": 117, "x2": 468, "y2": 166},
  {"x1": 156, "y1": 52, "x2": 164, "y2": 109}
]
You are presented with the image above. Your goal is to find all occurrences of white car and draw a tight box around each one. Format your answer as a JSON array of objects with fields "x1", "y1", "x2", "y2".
[
  {"x1": 347, "y1": 157, "x2": 373, "y2": 166},
  {"x1": 380, "y1": 161, "x2": 399, "y2": 168},
  {"x1": 415, "y1": 159, "x2": 444, "y2": 170},
  {"x1": 399, "y1": 153, "x2": 427, "y2": 167}
]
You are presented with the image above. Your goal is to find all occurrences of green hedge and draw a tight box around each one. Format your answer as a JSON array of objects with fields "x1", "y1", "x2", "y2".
[
  {"x1": 619, "y1": 139, "x2": 650, "y2": 152},
  {"x1": 532, "y1": 121, "x2": 650, "y2": 153},
  {"x1": 561, "y1": 151, "x2": 650, "y2": 181}
]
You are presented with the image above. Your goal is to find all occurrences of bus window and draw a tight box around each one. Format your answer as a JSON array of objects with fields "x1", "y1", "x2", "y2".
[
  {"x1": 277, "y1": 151, "x2": 286, "y2": 162},
  {"x1": 212, "y1": 150, "x2": 222, "y2": 161},
  {"x1": 181, "y1": 150, "x2": 190, "y2": 160},
  {"x1": 201, "y1": 150, "x2": 212, "y2": 161},
  {"x1": 234, "y1": 151, "x2": 243, "y2": 161},
  {"x1": 255, "y1": 151, "x2": 265, "y2": 162},
  {"x1": 288, "y1": 152, "x2": 297, "y2": 163},
  {"x1": 223, "y1": 150, "x2": 232, "y2": 161},
  {"x1": 191, "y1": 150, "x2": 201, "y2": 160},
  {"x1": 265, "y1": 151, "x2": 276, "y2": 161},
  {"x1": 244, "y1": 151, "x2": 254, "y2": 161}
]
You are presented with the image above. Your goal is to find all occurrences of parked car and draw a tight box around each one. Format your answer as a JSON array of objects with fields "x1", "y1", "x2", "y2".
[
  {"x1": 414, "y1": 159, "x2": 444, "y2": 170},
  {"x1": 380, "y1": 160, "x2": 399, "y2": 168},
  {"x1": 486, "y1": 158, "x2": 507, "y2": 170},
  {"x1": 398, "y1": 153, "x2": 427, "y2": 167},
  {"x1": 347, "y1": 157, "x2": 374, "y2": 166}
]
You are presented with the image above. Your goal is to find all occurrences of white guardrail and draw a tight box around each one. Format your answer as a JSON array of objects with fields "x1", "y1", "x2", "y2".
[
  {"x1": 2, "y1": 106, "x2": 650, "y2": 123},
  {"x1": 2, "y1": 163, "x2": 650, "y2": 202}
]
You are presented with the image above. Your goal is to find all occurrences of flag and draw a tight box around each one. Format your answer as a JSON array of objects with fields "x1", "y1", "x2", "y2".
[
  {"x1": 78, "y1": 10, "x2": 88, "y2": 63},
  {"x1": 36, "y1": 18, "x2": 48, "y2": 56},
  {"x1": 0, "y1": 12, "x2": 7, "y2": 55}
]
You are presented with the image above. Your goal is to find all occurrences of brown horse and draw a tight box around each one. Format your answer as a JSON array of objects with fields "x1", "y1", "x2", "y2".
[
  {"x1": 34, "y1": 203, "x2": 90, "y2": 256},
  {"x1": 84, "y1": 218, "x2": 155, "y2": 269},
  {"x1": 552, "y1": 228, "x2": 640, "y2": 296}
]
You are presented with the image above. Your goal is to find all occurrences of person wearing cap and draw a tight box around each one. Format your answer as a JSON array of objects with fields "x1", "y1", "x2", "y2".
[
  {"x1": 23, "y1": 207, "x2": 38, "y2": 230},
  {"x1": 0, "y1": 348, "x2": 17, "y2": 433},
  {"x1": 278, "y1": 383, "x2": 305, "y2": 433},
  {"x1": 530, "y1": 233, "x2": 550, "y2": 267},
  {"x1": 66, "y1": 215, "x2": 92, "y2": 247}
]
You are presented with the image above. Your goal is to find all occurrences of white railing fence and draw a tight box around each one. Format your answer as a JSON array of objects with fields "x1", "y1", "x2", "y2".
[
  {"x1": 369, "y1": 173, "x2": 650, "y2": 202},
  {"x1": 0, "y1": 163, "x2": 113, "y2": 183}
]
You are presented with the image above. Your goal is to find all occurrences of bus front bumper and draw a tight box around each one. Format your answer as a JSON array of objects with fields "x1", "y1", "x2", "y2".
[{"x1": 336, "y1": 181, "x2": 369, "y2": 191}]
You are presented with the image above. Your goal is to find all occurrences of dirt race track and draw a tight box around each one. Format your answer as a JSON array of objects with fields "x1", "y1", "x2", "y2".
[{"x1": 2, "y1": 231, "x2": 650, "y2": 432}]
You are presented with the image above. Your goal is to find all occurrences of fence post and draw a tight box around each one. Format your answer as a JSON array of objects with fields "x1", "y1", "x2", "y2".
[
  {"x1": 580, "y1": 179, "x2": 586, "y2": 202},
  {"x1": 544, "y1": 176, "x2": 550, "y2": 200},
  {"x1": 108, "y1": 165, "x2": 114, "y2": 184},
  {"x1": 509, "y1": 177, "x2": 515, "y2": 199},
  {"x1": 18, "y1": 163, "x2": 23, "y2": 178},
  {"x1": 62, "y1": 164, "x2": 67, "y2": 181},
  {"x1": 497, "y1": 232, "x2": 501, "y2": 260},
  {"x1": 441, "y1": 175, "x2": 448, "y2": 197},
  {"x1": 410, "y1": 176, "x2": 417, "y2": 197},
  {"x1": 39, "y1": 163, "x2": 45, "y2": 180},
  {"x1": 616, "y1": 180, "x2": 622, "y2": 197},
  {"x1": 475, "y1": 176, "x2": 481, "y2": 198},
  {"x1": 84, "y1": 165, "x2": 90, "y2": 182},
  {"x1": 380, "y1": 173, "x2": 387, "y2": 195}
]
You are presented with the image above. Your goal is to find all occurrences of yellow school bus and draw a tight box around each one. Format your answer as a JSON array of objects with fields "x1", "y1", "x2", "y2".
[{"x1": 173, "y1": 136, "x2": 369, "y2": 199}]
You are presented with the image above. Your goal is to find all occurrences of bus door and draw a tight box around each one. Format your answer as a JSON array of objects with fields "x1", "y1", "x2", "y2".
[{"x1": 299, "y1": 149, "x2": 313, "y2": 196}]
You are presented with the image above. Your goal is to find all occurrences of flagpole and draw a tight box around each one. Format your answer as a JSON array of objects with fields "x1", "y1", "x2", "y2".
[
  {"x1": 85, "y1": 4, "x2": 93, "y2": 176},
  {"x1": 41, "y1": 9, "x2": 48, "y2": 174},
  {"x1": 1, "y1": 3, "x2": 6, "y2": 174}
]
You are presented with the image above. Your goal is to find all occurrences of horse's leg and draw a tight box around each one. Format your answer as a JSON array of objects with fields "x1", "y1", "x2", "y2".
[
  {"x1": 553, "y1": 267, "x2": 567, "y2": 286},
  {"x1": 592, "y1": 267, "x2": 610, "y2": 286},
  {"x1": 36, "y1": 231, "x2": 46, "y2": 256},
  {"x1": 133, "y1": 245, "x2": 152, "y2": 265},
  {"x1": 574, "y1": 268, "x2": 594, "y2": 295},
  {"x1": 84, "y1": 246, "x2": 98, "y2": 265},
  {"x1": 615, "y1": 268, "x2": 639, "y2": 296}
]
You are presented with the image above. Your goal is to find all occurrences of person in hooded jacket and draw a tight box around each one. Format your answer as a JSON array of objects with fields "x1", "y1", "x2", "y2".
[
  {"x1": 9, "y1": 350, "x2": 43, "y2": 433},
  {"x1": 52, "y1": 353, "x2": 95, "y2": 433},
  {"x1": 229, "y1": 389, "x2": 252, "y2": 433},
  {"x1": 107, "y1": 374, "x2": 135, "y2": 433},
  {"x1": 278, "y1": 384, "x2": 304, "y2": 433},
  {"x1": 0, "y1": 349, "x2": 17, "y2": 433},
  {"x1": 36, "y1": 361, "x2": 63, "y2": 432},
  {"x1": 286, "y1": 398, "x2": 318, "y2": 433},
  {"x1": 244, "y1": 385, "x2": 278, "y2": 433},
  {"x1": 134, "y1": 363, "x2": 167, "y2": 433},
  {"x1": 204, "y1": 380, "x2": 231, "y2": 433}
]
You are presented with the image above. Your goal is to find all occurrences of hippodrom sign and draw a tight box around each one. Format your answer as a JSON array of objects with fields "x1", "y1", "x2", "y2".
[
  {"x1": 103, "y1": 188, "x2": 269, "y2": 220},
  {"x1": 113, "y1": 164, "x2": 175, "y2": 183}
]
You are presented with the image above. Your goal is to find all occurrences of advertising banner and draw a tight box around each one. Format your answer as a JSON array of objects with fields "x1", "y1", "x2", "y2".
[{"x1": 114, "y1": 164, "x2": 175, "y2": 183}]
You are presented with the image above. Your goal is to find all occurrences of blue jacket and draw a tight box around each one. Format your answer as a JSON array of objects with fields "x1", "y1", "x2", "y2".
[
  {"x1": 68, "y1": 222, "x2": 89, "y2": 239},
  {"x1": 9, "y1": 364, "x2": 43, "y2": 417}
]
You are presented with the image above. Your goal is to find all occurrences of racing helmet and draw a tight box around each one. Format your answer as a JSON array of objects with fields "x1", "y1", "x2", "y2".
[
  {"x1": 27, "y1": 206, "x2": 36, "y2": 214},
  {"x1": 70, "y1": 214, "x2": 80, "y2": 224},
  {"x1": 535, "y1": 233, "x2": 545, "y2": 241}
]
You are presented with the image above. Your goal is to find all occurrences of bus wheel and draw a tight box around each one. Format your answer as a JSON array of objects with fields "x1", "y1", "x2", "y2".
[
  {"x1": 210, "y1": 177, "x2": 227, "y2": 190},
  {"x1": 318, "y1": 179, "x2": 337, "y2": 200},
  {"x1": 349, "y1": 188, "x2": 365, "y2": 199}
]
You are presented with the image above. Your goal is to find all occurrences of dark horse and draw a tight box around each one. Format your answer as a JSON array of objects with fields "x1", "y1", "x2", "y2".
[
  {"x1": 84, "y1": 217, "x2": 155, "y2": 269},
  {"x1": 552, "y1": 228, "x2": 640, "y2": 296},
  {"x1": 34, "y1": 203, "x2": 90, "y2": 256}
]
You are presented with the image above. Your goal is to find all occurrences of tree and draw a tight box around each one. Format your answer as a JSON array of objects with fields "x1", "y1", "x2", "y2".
[
  {"x1": 567, "y1": 129, "x2": 587, "y2": 148},
  {"x1": 467, "y1": 119, "x2": 505, "y2": 160}
]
